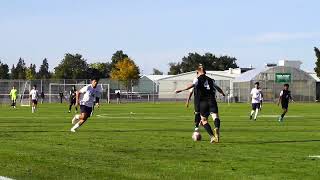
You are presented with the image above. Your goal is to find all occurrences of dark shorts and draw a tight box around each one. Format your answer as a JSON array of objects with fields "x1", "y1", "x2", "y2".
[
  {"x1": 252, "y1": 103, "x2": 260, "y2": 110},
  {"x1": 80, "y1": 105, "x2": 93, "y2": 117},
  {"x1": 32, "y1": 100, "x2": 38, "y2": 105},
  {"x1": 199, "y1": 100, "x2": 218, "y2": 118},
  {"x1": 70, "y1": 98, "x2": 76, "y2": 105},
  {"x1": 281, "y1": 103, "x2": 289, "y2": 110}
]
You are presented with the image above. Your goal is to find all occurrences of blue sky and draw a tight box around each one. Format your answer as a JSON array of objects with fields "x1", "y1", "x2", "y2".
[{"x1": 0, "y1": 0, "x2": 319, "y2": 74}]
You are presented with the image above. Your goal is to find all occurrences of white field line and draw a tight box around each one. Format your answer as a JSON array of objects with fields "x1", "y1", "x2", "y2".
[
  {"x1": 0, "y1": 176, "x2": 14, "y2": 180},
  {"x1": 308, "y1": 155, "x2": 320, "y2": 158}
]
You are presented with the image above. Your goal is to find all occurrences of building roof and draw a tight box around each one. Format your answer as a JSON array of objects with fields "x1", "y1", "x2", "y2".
[
  {"x1": 234, "y1": 67, "x2": 271, "y2": 82},
  {"x1": 142, "y1": 75, "x2": 174, "y2": 82},
  {"x1": 308, "y1": 72, "x2": 320, "y2": 82}
]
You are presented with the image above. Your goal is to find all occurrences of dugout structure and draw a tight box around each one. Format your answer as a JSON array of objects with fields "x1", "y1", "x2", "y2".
[{"x1": 233, "y1": 66, "x2": 316, "y2": 102}]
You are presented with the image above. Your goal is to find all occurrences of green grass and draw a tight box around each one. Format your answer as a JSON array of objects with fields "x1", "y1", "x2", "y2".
[{"x1": 0, "y1": 102, "x2": 320, "y2": 180}]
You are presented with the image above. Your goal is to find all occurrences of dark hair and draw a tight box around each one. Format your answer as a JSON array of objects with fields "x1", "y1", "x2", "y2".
[
  {"x1": 284, "y1": 84, "x2": 289, "y2": 87},
  {"x1": 255, "y1": 82, "x2": 259, "y2": 85},
  {"x1": 91, "y1": 76, "x2": 100, "y2": 82},
  {"x1": 33, "y1": 85, "x2": 37, "y2": 88}
]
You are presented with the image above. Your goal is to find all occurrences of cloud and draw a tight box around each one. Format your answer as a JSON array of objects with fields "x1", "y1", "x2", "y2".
[{"x1": 252, "y1": 32, "x2": 320, "y2": 43}]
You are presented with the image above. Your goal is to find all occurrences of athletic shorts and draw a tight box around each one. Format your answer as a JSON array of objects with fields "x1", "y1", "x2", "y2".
[
  {"x1": 199, "y1": 99, "x2": 218, "y2": 118},
  {"x1": 32, "y1": 100, "x2": 38, "y2": 105},
  {"x1": 70, "y1": 98, "x2": 76, "y2": 105},
  {"x1": 252, "y1": 103, "x2": 260, "y2": 110},
  {"x1": 80, "y1": 105, "x2": 93, "y2": 117},
  {"x1": 281, "y1": 103, "x2": 289, "y2": 110}
]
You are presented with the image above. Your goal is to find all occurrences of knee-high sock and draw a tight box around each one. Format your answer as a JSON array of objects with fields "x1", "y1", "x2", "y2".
[
  {"x1": 254, "y1": 109, "x2": 259, "y2": 119},
  {"x1": 194, "y1": 113, "x2": 201, "y2": 127},
  {"x1": 281, "y1": 111, "x2": 287, "y2": 118},
  {"x1": 203, "y1": 123, "x2": 214, "y2": 137},
  {"x1": 250, "y1": 110, "x2": 255, "y2": 116},
  {"x1": 69, "y1": 105, "x2": 72, "y2": 111},
  {"x1": 214, "y1": 118, "x2": 220, "y2": 129}
]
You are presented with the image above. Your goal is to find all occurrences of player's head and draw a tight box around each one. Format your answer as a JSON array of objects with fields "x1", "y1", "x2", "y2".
[
  {"x1": 91, "y1": 77, "x2": 100, "y2": 88},
  {"x1": 72, "y1": 85, "x2": 76, "y2": 90},
  {"x1": 33, "y1": 85, "x2": 37, "y2": 89},
  {"x1": 254, "y1": 82, "x2": 260, "y2": 88},
  {"x1": 12, "y1": 86, "x2": 15, "y2": 89},
  {"x1": 284, "y1": 84, "x2": 289, "y2": 90},
  {"x1": 197, "y1": 64, "x2": 206, "y2": 75}
]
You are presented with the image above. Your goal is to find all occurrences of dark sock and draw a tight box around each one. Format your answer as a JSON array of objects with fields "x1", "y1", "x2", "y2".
[
  {"x1": 75, "y1": 107, "x2": 78, "y2": 111},
  {"x1": 214, "y1": 118, "x2": 221, "y2": 129},
  {"x1": 281, "y1": 113, "x2": 285, "y2": 118},
  {"x1": 69, "y1": 105, "x2": 72, "y2": 111},
  {"x1": 203, "y1": 123, "x2": 214, "y2": 136},
  {"x1": 194, "y1": 113, "x2": 201, "y2": 127}
]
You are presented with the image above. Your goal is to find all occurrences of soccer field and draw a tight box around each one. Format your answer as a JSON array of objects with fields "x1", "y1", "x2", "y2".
[{"x1": 0, "y1": 102, "x2": 319, "y2": 180}]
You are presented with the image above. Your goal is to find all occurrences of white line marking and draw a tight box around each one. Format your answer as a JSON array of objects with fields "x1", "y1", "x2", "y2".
[
  {"x1": 308, "y1": 155, "x2": 320, "y2": 158},
  {"x1": 0, "y1": 176, "x2": 14, "y2": 180}
]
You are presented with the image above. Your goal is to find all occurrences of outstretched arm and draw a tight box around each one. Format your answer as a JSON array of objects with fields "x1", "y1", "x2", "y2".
[
  {"x1": 175, "y1": 84, "x2": 195, "y2": 94},
  {"x1": 212, "y1": 82, "x2": 225, "y2": 96},
  {"x1": 186, "y1": 89, "x2": 194, "y2": 108}
]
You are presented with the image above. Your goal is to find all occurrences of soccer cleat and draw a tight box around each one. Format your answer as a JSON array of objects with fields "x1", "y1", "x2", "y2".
[
  {"x1": 194, "y1": 127, "x2": 199, "y2": 132},
  {"x1": 278, "y1": 116, "x2": 283, "y2": 122},
  {"x1": 210, "y1": 136, "x2": 215, "y2": 143},
  {"x1": 70, "y1": 129, "x2": 76, "y2": 133},
  {"x1": 213, "y1": 128, "x2": 220, "y2": 143},
  {"x1": 68, "y1": 110, "x2": 71, "y2": 113},
  {"x1": 254, "y1": 119, "x2": 256, "y2": 121}
]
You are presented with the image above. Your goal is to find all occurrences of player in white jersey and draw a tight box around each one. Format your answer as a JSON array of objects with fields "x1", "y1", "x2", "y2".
[
  {"x1": 29, "y1": 85, "x2": 39, "y2": 113},
  {"x1": 250, "y1": 82, "x2": 263, "y2": 121},
  {"x1": 70, "y1": 77, "x2": 102, "y2": 132}
]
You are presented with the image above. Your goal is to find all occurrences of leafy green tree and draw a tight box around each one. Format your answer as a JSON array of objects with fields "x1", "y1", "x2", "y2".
[
  {"x1": 26, "y1": 64, "x2": 37, "y2": 80},
  {"x1": 152, "y1": 68, "x2": 163, "y2": 75},
  {"x1": 37, "y1": 58, "x2": 51, "y2": 79},
  {"x1": 89, "y1": 62, "x2": 111, "y2": 78},
  {"x1": 54, "y1": 53, "x2": 89, "y2": 79},
  {"x1": 111, "y1": 50, "x2": 128, "y2": 68},
  {"x1": 168, "y1": 52, "x2": 238, "y2": 74},
  {"x1": 314, "y1": 47, "x2": 320, "y2": 77},
  {"x1": 11, "y1": 58, "x2": 27, "y2": 79},
  {"x1": 0, "y1": 61, "x2": 9, "y2": 79}
]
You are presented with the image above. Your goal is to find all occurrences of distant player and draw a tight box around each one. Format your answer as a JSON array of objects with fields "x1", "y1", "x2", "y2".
[
  {"x1": 9, "y1": 86, "x2": 18, "y2": 108},
  {"x1": 40, "y1": 91, "x2": 45, "y2": 104},
  {"x1": 68, "y1": 86, "x2": 78, "y2": 113},
  {"x1": 70, "y1": 77, "x2": 102, "y2": 132},
  {"x1": 186, "y1": 71, "x2": 201, "y2": 132},
  {"x1": 277, "y1": 84, "x2": 293, "y2": 122},
  {"x1": 176, "y1": 65, "x2": 225, "y2": 143},
  {"x1": 29, "y1": 85, "x2": 39, "y2": 113},
  {"x1": 250, "y1": 82, "x2": 263, "y2": 121}
]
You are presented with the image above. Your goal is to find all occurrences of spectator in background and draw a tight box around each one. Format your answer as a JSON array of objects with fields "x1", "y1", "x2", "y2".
[
  {"x1": 40, "y1": 91, "x2": 45, "y2": 104},
  {"x1": 116, "y1": 91, "x2": 121, "y2": 104}
]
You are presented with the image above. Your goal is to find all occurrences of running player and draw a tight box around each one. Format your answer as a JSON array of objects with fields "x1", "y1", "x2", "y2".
[
  {"x1": 29, "y1": 85, "x2": 39, "y2": 113},
  {"x1": 277, "y1": 84, "x2": 293, "y2": 122},
  {"x1": 9, "y1": 86, "x2": 18, "y2": 108},
  {"x1": 68, "y1": 86, "x2": 78, "y2": 113},
  {"x1": 70, "y1": 77, "x2": 102, "y2": 132},
  {"x1": 176, "y1": 65, "x2": 225, "y2": 143},
  {"x1": 186, "y1": 71, "x2": 201, "y2": 132},
  {"x1": 250, "y1": 82, "x2": 263, "y2": 121}
]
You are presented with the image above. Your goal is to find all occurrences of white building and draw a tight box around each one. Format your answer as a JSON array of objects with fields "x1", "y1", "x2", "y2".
[{"x1": 157, "y1": 68, "x2": 243, "y2": 100}]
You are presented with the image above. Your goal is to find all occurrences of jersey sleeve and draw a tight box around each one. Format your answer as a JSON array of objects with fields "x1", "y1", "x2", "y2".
[
  {"x1": 250, "y1": 89, "x2": 253, "y2": 95},
  {"x1": 192, "y1": 78, "x2": 198, "y2": 86},
  {"x1": 79, "y1": 85, "x2": 88, "y2": 93},
  {"x1": 279, "y1": 90, "x2": 283, "y2": 97}
]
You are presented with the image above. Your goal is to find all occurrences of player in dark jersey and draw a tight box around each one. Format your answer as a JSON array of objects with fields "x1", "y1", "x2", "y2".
[
  {"x1": 186, "y1": 71, "x2": 201, "y2": 132},
  {"x1": 176, "y1": 65, "x2": 225, "y2": 143},
  {"x1": 277, "y1": 84, "x2": 293, "y2": 122},
  {"x1": 68, "y1": 86, "x2": 78, "y2": 113}
]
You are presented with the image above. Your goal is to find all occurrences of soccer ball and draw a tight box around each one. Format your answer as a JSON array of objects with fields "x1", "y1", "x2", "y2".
[{"x1": 192, "y1": 131, "x2": 202, "y2": 141}]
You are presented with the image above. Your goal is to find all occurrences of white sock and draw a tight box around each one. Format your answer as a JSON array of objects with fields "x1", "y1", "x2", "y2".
[
  {"x1": 32, "y1": 107, "x2": 35, "y2": 113},
  {"x1": 250, "y1": 110, "x2": 255, "y2": 116},
  {"x1": 71, "y1": 122, "x2": 81, "y2": 131},
  {"x1": 254, "y1": 109, "x2": 259, "y2": 119},
  {"x1": 72, "y1": 115, "x2": 80, "y2": 124}
]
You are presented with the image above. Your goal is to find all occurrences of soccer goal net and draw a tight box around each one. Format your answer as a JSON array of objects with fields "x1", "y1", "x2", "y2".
[
  {"x1": 20, "y1": 81, "x2": 31, "y2": 106},
  {"x1": 48, "y1": 83, "x2": 110, "y2": 104}
]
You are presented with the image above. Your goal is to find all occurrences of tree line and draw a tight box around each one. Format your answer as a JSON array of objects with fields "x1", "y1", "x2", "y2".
[{"x1": 0, "y1": 50, "x2": 243, "y2": 81}]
